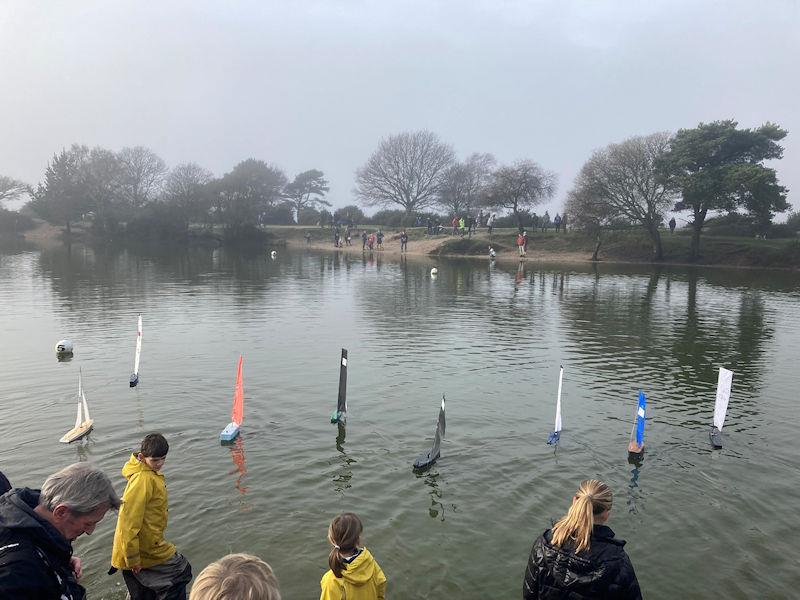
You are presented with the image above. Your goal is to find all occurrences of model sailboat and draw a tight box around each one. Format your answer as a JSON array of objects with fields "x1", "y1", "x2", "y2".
[
  {"x1": 413, "y1": 394, "x2": 446, "y2": 471},
  {"x1": 60, "y1": 370, "x2": 94, "y2": 443},
  {"x1": 627, "y1": 391, "x2": 646, "y2": 457},
  {"x1": 547, "y1": 365, "x2": 564, "y2": 445},
  {"x1": 220, "y1": 355, "x2": 244, "y2": 443},
  {"x1": 710, "y1": 367, "x2": 733, "y2": 449},
  {"x1": 129, "y1": 315, "x2": 142, "y2": 387},
  {"x1": 330, "y1": 349, "x2": 348, "y2": 424}
]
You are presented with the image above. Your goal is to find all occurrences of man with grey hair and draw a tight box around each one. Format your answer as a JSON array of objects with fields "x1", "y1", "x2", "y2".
[{"x1": 0, "y1": 462, "x2": 120, "y2": 599}]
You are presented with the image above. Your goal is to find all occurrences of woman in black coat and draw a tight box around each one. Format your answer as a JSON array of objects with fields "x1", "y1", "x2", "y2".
[{"x1": 523, "y1": 479, "x2": 642, "y2": 599}]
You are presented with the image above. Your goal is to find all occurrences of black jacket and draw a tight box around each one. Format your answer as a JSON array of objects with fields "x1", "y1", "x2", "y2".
[
  {"x1": 0, "y1": 488, "x2": 85, "y2": 600},
  {"x1": 523, "y1": 525, "x2": 642, "y2": 599}
]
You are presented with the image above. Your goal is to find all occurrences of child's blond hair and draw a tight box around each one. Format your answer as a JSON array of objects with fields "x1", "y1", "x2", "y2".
[{"x1": 190, "y1": 553, "x2": 281, "y2": 600}]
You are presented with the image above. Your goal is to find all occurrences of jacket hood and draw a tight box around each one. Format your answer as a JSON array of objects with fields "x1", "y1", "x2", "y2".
[
  {"x1": 122, "y1": 453, "x2": 158, "y2": 479},
  {"x1": 341, "y1": 547, "x2": 380, "y2": 586},
  {"x1": 0, "y1": 488, "x2": 72, "y2": 557}
]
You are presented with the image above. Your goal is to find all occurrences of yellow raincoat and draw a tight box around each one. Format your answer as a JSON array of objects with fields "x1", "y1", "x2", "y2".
[
  {"x1": 111, "y1": 454, "x2": 176, "y2": 569},
  {"x1": 320, "y1": 547, "x2": 386, "y2": 600}
]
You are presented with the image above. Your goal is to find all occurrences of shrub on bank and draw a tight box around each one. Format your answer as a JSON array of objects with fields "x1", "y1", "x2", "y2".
[{"x1": 0, "y1": 208, "x2": 35, "y2": 234}]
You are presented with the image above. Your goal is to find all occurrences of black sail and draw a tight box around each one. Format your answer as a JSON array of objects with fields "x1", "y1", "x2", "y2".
[{"x1": 413, "y1": 394, "x2": 446, "y2": 471}]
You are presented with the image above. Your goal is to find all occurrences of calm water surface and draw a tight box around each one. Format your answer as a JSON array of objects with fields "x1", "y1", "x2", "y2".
[{"x1": 1, "y1": 242, "x2": 799, "y2": 598}]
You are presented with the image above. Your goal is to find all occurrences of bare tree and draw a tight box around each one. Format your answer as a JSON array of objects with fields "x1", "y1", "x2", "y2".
[
  {"x1": 0, "y1": 175, "x2": 30, "y2": 208},
  {"x1": 573, "y1": 132, "x2": 675, "y2": 261},
  {"x1": 564, "y1": 186, "x2": 615, "y2": 261},
  {"x1": 485, "y1": 159, "x2": 557, "y2": 229},
  {"x1": 283, "y1": 169, "x2": 330, "y2": 222},
  {"x1": 164, "y1": 162, "x2": 214, "y2": 228},
  {"x1": 355, "y1": 130, "x2": 455, "y2": 217},
  {"x1": 437, "y1": 153, "x2": 496, "y2": 217},
  {"x1": 118, "y1": 146, "x2": 168, "y2": 210}
]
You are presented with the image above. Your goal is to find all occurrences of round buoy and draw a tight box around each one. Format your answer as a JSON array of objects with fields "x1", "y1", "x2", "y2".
[
  {"x1": 55, "y1": 339, "x2": 74, "y2": 355},
  {"x1": 430, "y1": 267, "x2": 438, "y2": 276},
  {"x1": 270, "y1": 250, "x2": 277, "y2": 259}
]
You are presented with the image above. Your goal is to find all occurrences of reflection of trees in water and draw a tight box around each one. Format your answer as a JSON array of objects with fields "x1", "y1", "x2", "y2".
[
  {"x1": 332, "y1": 423, "x2": 355, "y2": 494},
  {"x1": 560, "y1": 266, "x2": 772, "y2": 415}
]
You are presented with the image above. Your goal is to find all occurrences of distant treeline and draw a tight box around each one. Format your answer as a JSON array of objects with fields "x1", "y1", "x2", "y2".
[{"x1": 0, "y1": 118, "x2": 792, "y2": 258}]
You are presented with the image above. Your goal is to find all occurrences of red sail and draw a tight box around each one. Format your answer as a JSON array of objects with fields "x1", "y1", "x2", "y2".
[{"x1": 231, "y1": 355, "x2": 244, "y2": 425}]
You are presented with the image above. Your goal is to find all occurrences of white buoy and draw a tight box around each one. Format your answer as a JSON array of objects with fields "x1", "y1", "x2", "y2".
[
  {"x1": 430, "y1": 267, "x2": 438, "y2": 276},
  {"x1": 55, "y1": 340, "x2": 74, "y2": 355},
  {"x1": 270, "y1": 250, "x2": 277, "y2": 259}
]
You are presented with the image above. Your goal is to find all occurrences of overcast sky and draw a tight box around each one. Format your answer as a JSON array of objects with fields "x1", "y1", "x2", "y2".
[{"x1": 1, "y1": 0, "x2": 797, "y2": 217}]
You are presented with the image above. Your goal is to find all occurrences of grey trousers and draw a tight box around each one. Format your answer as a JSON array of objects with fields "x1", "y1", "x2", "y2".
[{"x1": 122, "y1": 552, "x2": 192, "y2": 600}]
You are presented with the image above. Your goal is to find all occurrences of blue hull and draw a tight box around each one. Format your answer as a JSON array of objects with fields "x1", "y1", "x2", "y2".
[
  {"x1": 412, "y1": 449, "x2": 440, "y2": 471},
  {"x1": 219, "y1": 422, "x2": 240, "y2": 443}
]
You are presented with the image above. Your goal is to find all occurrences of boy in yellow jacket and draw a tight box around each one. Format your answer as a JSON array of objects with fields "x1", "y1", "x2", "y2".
[{"x1": 111, "y1": 433, "x2": 192, "y2": 599}]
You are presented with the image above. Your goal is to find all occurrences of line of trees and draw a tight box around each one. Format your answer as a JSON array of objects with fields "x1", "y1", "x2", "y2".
[
  {"x1": 4, "y1": 144, "x2": 330, "y2": 240},
  {"x1": 566, "y1": 120, "x2": 789, "y2": 260},
  {"x1": 354, "y1": 130, "x2": 558, "y2": 229}
]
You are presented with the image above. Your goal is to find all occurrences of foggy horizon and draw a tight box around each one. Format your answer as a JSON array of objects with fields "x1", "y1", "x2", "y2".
[{"x1": 1, "y1": 0, "x2": 797, "y2": 217}]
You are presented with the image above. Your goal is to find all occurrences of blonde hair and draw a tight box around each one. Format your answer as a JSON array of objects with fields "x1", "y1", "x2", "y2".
[
  {"x1": 328, "y1": 512, "x2": 363, "y2": 578},
  {"x1": 550, "y1": 479, "x2": 613, "y2": 554},
  {"x1": 190, "y1": 553, "x2": 281, "y2": 600}
]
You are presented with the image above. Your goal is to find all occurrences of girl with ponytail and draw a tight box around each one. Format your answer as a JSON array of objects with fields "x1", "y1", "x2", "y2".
[
  {"x1": 320, "y1": 513, "x2": 386, "y2": 600},
  {"x1": 522, "y1": 480, "x2": 642, "y2": 599}
]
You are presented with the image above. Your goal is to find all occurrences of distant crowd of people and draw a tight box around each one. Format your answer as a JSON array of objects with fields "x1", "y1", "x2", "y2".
[{"x1": 0, "y1": 437, "x2": 641, "y2": 599}]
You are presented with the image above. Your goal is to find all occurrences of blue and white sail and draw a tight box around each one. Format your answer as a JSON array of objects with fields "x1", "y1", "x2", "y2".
[
  {"x1": 628, "y1": 391, "x2": 646, "y2": 454},
  {"x1": 710, "y1": 367, "x2": 733, "y2": 449},
  {"x1": 547, "y1": 365, "x2": 564, "y2": 445}
]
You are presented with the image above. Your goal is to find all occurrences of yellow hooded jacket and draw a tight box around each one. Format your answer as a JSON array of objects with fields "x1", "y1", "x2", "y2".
[
  {"x1": 111, "y1": 454, "x2": 176, "y2": 569},
  {"x1": 320, "y1": 547, "x2": 386, "y2": 600}
]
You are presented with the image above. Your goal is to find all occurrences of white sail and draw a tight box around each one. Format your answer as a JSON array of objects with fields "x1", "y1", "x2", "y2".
[
  {"x1": 133, "y1": 315, "x2": 142, "y2": 375},
  {"x1": 82, "y1": 391, "x2": 91, "y2": 421},
  {"x1": 74, "y1": 371, "x2": 83, "y2": 427},
  {"x1": 554, "y1": 366, "x2": 563, "y2": 433},
  {"x1": 713, "y1": 367, "x2": 733, "y2": 430}
]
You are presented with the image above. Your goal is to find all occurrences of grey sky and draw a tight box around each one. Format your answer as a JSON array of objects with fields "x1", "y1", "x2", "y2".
[{"x1": 1, "y1": 0, "x2": 797, "y2": 217}]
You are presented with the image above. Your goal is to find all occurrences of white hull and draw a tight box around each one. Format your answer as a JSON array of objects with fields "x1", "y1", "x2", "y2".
[{"x1": 60, "y1": 420, "x2": 94, "y2": 443}]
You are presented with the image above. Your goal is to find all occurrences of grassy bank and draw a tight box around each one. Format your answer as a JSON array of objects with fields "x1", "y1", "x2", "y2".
[{"x1": 266, "y1": 225, "x2": 800, "y2": 270}]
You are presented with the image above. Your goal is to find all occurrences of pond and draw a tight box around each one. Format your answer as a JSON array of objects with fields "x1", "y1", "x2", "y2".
[{"x1": 0, "y1": 242, "x2": 798, "y2": 598}]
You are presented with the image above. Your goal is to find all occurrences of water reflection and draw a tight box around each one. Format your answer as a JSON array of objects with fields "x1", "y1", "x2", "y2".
[
  {"x1": 626, "y1": 461, "x2": 643, "y2": 515},
  {"x1": 418, "y1": 470, "x2": 447, "y2": 521},
  {"x1": 332, "y1": 423, "x2": 355, "y2": 494},
  {"x1": 227, "y1": 436, "x2": 248, "y2": 495}
]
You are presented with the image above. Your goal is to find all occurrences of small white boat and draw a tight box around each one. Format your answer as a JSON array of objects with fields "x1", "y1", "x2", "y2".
[
  {"x1": 60, "y1": 370, "x2": 93, "y2": 443},
  {"x1": 129, "y1": 315, "x2": 142, "y2": 387},
  {"x1": 547, "y1": 365, "x2": 564, "y2": 445},
  {"x1": 710, "y1": 367, "x2": 733, "y2": 449}
]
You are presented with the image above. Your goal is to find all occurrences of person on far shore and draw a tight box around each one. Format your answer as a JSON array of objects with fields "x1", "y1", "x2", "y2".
[
  {"x1": 362, "y1": 231, "x2": 368, "y2": 251},
  {"x1": 451, "y1": 216, "x2": 458, "y2": 236},
  {"x1": 0, "y1": 463, "x2": 121, "y2": 599},
  {"x1": 487, "y1": 213, "x2": 495, "y2": 235},
  {"x1": 523, "y1": 231, "x2": 528, "y2": 255},
  {"x1": 376, "y1": 230, "x2": 384, "y2": 250},
  {"x1": 669, "y1": 217, "x2": 676, "y2": 234},
  {"x1": 320, "y1": 512, "x2": 386, "y2": 600},
  {"x1": 522, "y1": 479, "x2": 642, "y2": 600},
  {"x1": 554, "y1": 213, "x2": 562, "y2": 233},
  {"x1": 191, "y1": 553, "x2": 281, "y2": 600},
  {"x1": 517, "y1": 231, "x2": 526, "y2": 257},
  {"x1": 368, "y1": 233, "x2": 375, "y2": 251},
  {"x1": 111, "y1": 433, "x2": 192, "y2": 600},
  {"x1": 305, "y1": 232, "x2": 312, "y2": 245},
  {"x1": 400, "y1": 230, "x2": 409, "y2": 253},
  {"x1": 426, "y1": 217, "x2": 433, "y2": 235},
  {"x1": 459, "y1": 217, "x2": 466, "y2": 237}
]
